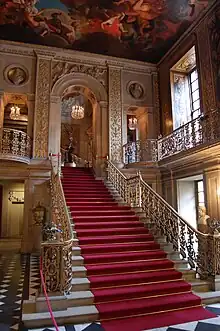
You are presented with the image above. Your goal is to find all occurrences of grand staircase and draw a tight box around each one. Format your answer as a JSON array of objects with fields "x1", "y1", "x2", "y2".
[{"x1": 61, "y1": 166, "x2": 215, "y2": 331}]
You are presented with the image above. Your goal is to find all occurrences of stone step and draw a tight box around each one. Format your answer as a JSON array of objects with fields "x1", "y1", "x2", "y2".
[
  {"x1": 71, "y1": 278, "x2": 90, "y2": 291},
  {"x1": 196, "y1": 290, "x2": 220, "y2": 305},
  {"x1": 35, "y1": 291, "x2": 94, "y2": 313},
  {"x1": 181, "y1": 269, "x2": 196, "y2": 281},
  {"x1": 191, "y1": 280, "x2": 211, "y2": 293},
  {"x1": 22, "y1": 305, "x2": 98, "y2": 329},
  {"x1": 72, "y1": 246, "x2": 81, "y2": 256},
  {"x1": 72, "y1": 266, "x2": 87, "y2": 278},
  {"x1": 72, "y1": 255, "x2": 84, "y2": 266}
]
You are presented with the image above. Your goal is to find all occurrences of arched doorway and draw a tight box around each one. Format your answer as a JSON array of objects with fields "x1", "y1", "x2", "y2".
[
  {"x1": 60, "y1": 85, "x2": 94, "y2": 167},
  {"x1": 50, "y1": 72, "x2": 108, "y2": 176}
]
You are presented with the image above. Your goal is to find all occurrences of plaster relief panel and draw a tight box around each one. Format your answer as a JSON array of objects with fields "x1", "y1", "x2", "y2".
[
  {"x1": 0, "y1": 53, "x2": 36, "y2": 94},
  {"x1": 122, "y1": 71, "x2": 153, "y2": 106}
]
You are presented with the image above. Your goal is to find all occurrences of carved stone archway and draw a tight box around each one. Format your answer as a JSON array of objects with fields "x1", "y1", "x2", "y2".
[{"x1": 50, "y1": 72, "x2": 108, "y2": 176}]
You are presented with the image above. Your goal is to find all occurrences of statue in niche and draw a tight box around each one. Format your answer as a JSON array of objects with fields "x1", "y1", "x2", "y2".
[{"x1": 64, "y1": 137, "x2": 76, "y2": 163}]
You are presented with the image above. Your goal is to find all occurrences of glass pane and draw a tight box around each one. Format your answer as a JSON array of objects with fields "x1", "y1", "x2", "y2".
[
  {"x1": 192, "y1": 90, "x2": 200, "y2": 102},
  {"x1": 199, "y1": 201, "x2": 205, "y2": 207},
  {"x1": 198, "y1": 191, "x2": 205, "y2": 203},
  {"x1": 193, "y1": 99, "x2": 200, "y2": 110},
  {"x1": 197, "y1": 181, "x2": 204, "y2": 192},
  {"x1": 191, "y1": 80, "x2": 199, "y2": 92},
  {"x1": 190, "y1": 70, "x2": 198, "y2": 82},
  {"x1": 192, "y1": 110, "x2": 200, "y2": 119}
]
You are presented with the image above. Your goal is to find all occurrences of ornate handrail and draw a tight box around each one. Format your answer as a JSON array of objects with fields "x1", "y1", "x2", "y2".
[
  {"x1": 123, "y1": 139, "x2": 158, "y2": 165},
  {"x1": 107, "y1": 159, "x2": 220, "y2": 283},
  {"x1": 41, "y1": 154, "x2": 74, "y2": 293},
  {"x1": 1, "y1": 128, "x2": 32, "y2": 163},
  {"x1": 122, "y1": 109, "x2": 220, "y2": 164}
]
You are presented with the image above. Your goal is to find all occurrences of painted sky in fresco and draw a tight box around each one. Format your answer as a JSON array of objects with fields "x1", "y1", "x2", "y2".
[{"x1": 0, "y1": 0, "x2": 214, "y2": 62}]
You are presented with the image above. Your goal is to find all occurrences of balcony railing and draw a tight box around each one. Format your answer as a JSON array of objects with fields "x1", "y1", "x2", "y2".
[
  {"x1": 123, "y1": 139, "x2": 158, "y2": 165},
  {"x1": 0, "y1": 128, "x2": 32, "y2": 164},
  {"x1": 123, "y1": 109, "x2": 220, "y2": 164}
]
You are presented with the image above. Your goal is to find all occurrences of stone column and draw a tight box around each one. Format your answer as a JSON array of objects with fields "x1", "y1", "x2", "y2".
[
  {"x1": 48, "y1": 95, "x2": 61, "y2": 156},
  {"x1": 33, "y1": 51, "x2": 55, "y2": 159},
  {"x1": 108, "y1": 65, "x2": 123, "y2": 168},
  {"x1": 21, "y1": 178, "x2": 35, "y2": 253}
]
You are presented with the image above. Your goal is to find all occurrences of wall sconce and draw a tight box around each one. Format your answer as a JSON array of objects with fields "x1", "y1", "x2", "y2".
[
  {"x1": 128, "y1": 117, "x2": 137, "y2": 131},
  {"x1": 217, "y1": 188, "x2": 220, "y2": 198},
  {"x1": 10, "y1": 105, "x2": 20, "y2": 120},
  {"x1": 33, "y1": 203, "x2": 46, "y2": 226}
]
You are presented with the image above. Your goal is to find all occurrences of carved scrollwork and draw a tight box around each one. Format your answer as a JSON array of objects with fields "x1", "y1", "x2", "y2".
[
  {"x1": 34, "y1": 58, "x2": 51, "y2": 158},
  {"x1": 108, "y1": 67, "x2": 122, "y2": 163},
  {"x1": 52, "y1": 61, "x2": 107, "y2": 89}
]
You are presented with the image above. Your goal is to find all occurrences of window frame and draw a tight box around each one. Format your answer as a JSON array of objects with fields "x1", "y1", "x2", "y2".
[{"x1": 188, "y1": 67, "x2": 201, "y2": 121}]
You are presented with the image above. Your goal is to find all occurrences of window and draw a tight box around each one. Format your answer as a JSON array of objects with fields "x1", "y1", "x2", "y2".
[
  {"x1": 195, "y1": 180, "x2": 205, "y2": 222},
  {"x1": 188, "y1": 68, "x2": 201, "y2": 120}
]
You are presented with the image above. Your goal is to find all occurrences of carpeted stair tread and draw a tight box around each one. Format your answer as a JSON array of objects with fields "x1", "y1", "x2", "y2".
[
  {"x1": 86, "y1": 259, "x2": 174, "y2": 276},
  {"x1": 71, "y1": 210, "x2": 135, "y2": 217},
  {"x1": 70, "y1": 205, "x2": 130, "y2": 211},
  {"x1": 61, "y1": 166, "x2": 215, "y2": 329},
  {"x1": 96, "y1": 292, "x2": 202, "y2": 320},
  {"x1": 74, "y1": 215, "x2": 140, "y2": 222},
  {"x1": 101, "y1": 306, "x2": 216, "y2": 331},
  {"x1": 92, "y1": 280, "x2": 191, "y2": 303},
  {"x1": 78, "y1": 233, "x2": 154, "y2": 244},
  {"x1": 89, "y1": 269, "x2": 183, "y2": 288},
  {"x1": 80, "y1": 241, "x2": 160, "y2": 254},
  {"x1": 76, "y1": 226, "x2": 149, "y2": 236},
  {"x1": 74, "y1": 220, "x2": 145, "y2": 229},
  {"x1": 83, "y1": 250, "x2": 166, "y2": 264}
]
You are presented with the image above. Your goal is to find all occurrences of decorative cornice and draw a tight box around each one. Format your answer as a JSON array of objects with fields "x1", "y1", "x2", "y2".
[{"x1": 0, "y1": 40, "x2": 156, "y2": 73}]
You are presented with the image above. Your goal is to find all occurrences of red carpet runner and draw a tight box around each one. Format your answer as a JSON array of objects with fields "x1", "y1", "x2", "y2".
[{"x1": 61, "y1": 167, "x2": 215, "y2": 331}]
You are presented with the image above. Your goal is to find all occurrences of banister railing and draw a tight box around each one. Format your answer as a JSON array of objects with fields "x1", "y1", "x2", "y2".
[
  {"x1": 107, "y1": 159, "x2": 220, "y2": 284},
  {"x1": 123, "y1": 109, "x2": 220, "y2": 164},
  {"x1": 41, "y1": 153, "x2": 73, "y2": 293},
  {"x1": 0, "y1": 128, "x2": 32, "y2": 163}
]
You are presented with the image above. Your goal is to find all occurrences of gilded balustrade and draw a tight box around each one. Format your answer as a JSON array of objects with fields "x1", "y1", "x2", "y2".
[
  {"x1": 123, "y1": 139, "x2": 158, "y2": 165},
  {"x1": 107, "y1": 159, "x2": 220, "y2": 283},
  {"x1": 123, "y1": 109, "x2": 220, "y2": 164},
  {"x1": 41, "y1": 154, "x2": 73, "y2": 293},
  {"x1": 0, "y1": 128, "x2": 31, "y2": 163}
]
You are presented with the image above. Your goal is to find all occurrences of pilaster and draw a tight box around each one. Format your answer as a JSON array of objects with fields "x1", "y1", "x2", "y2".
[
  {"x1": 33, "y1": 51, "x2": 54, "y2": 158},
  {"x1": 108, "y1": 65, "x2": 123, "y2": 166}
]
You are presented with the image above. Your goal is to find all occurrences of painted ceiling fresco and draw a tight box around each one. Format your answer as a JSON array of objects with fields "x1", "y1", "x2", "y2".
[{"x1": 0, "y1": 0, "x2": 214, "y2": 63}]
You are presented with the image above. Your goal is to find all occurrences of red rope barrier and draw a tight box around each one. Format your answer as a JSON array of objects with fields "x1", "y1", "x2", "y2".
[{"x1": 40, "y1": 256, "x2": 59, "y2": 331}]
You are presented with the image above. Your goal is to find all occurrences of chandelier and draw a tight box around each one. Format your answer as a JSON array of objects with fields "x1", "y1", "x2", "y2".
[
  {"x1": 128, "y1": 117, "x2": 137, "y2": 131},
  {"x1": 10, "y1": 105, "x2": 20, "y2": 120},
  {"x1": 71, "y1": 102, "x2": 84, "y2": 120},
  {"x1": 61, "y1": 96, "x2": 85, "y2": 120}
]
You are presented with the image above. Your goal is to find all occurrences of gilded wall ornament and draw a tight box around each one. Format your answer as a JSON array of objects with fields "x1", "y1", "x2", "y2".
[
  {"x1": 109, "y1": 67, "x2": 122, "y2": 163},
  {"x1": 34, "y1": 58, "x2": 50, "y2": 158},
  {"x1": 5, "y1": 66, "x2": 28, "y2": 86},
  {"x1": 52, "y1": 61, "x2": 107, "y2": 89},
  {"x1": 128, "y1": 82, "x2": 144, "y2": 100}
]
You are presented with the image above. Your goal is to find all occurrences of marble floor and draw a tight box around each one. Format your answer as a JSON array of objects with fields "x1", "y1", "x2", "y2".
[{"x1": 1, "y1": 253, "x2": 220, "y2": 331}]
